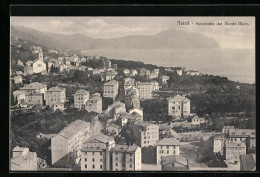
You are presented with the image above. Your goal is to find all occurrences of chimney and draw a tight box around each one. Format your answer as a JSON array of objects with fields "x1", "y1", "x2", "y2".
[{"x1": 105, "y1": 142, "x2": 110, "y2": 171}]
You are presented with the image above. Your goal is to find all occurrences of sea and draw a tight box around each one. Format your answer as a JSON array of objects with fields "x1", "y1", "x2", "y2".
[{"x1": 82, "y1": 48, "x2": 255, "y2": 84}]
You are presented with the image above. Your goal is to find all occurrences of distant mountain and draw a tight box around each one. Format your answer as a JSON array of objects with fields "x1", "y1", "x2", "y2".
[{"x1": 11, "y1": 25, "x2": 220, "y2": 51}]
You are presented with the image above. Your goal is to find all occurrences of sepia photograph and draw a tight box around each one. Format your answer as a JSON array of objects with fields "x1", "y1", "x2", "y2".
[{"x1": 9, "y1": 16, "x2": 256, "y2": 172}]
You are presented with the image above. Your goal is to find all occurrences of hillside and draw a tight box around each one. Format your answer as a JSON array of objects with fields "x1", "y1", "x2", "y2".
[{"x1": 11, "y1": 25, "x2": 219, "y2": 51}]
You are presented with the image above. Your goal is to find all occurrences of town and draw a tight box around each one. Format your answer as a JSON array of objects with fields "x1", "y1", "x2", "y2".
[{"x1": 10, "y1": 35, "x2": 256, "y2": 171}]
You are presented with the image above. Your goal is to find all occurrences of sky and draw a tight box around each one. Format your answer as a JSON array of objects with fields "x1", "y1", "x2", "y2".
[{"x1": 11, "y1": 16, "x2": 255, "y2": 49}]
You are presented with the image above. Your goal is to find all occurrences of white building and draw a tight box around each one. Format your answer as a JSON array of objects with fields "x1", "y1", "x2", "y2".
[
  {"x1": 156, "y1": 138, "x2": 180, "y2": 165},
  {"x1": 168, "y1": 94, "x2": 191, "y2": 119},
  {"x1": 51, "y1": 120, "x2": 91, "y2": 167},
  {"x1": 45, "y1": 87, "x2": 66, "y2": 107},
  {"x1": 32, "y1": 59, "x2": 47, "y2": 74},
  {"x1": 85, "y1": 93, "x2": 102, "y2": 113},
  {"x1": 74, "y1": 90, "x2": 90, "y2": 110},
  {"x1": 103, "y1": 80, "x2": 119, "y2": 100}
]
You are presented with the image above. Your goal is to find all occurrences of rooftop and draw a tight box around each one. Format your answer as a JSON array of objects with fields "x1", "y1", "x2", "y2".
[
  {"x1": 74, "y1": 89, "x2": 89, "y2": 95},
  {"x1": 168, "y1": 94, "x2": 190, "y2": 102},
  {"x1": 84, "y1": 133, "x2": 114, "y2": 144},
  {"x1": 162, "y1": 155, "x2": 188, "y2": 167},
  {"x1": 47, "y1": 86, "x2": 65, "y2": 92},
  {"x1": 12, "y1": 146, "x2": 28, "y2": 152},
  {"x1": 229, "y1": 129, "x2": 255, "y2": 138},
  {"x1": 57, "y1": 120, "x2": 90, "y2": 139},
  {"x1": 20, "y1": 82, "x2": 47, "y2": 90},
  {"x1": 104, "y1": 80, "x2": 118, "y2": 85},
  {"x1": 156, "y1": 138, "x2": 180, "y2": 146},
  {"x1": 111, "y1": 144, "x2": 139, "y2": 153},
  {"x1": 240, "y1": 154, "x2": 256, "y2": 171}
]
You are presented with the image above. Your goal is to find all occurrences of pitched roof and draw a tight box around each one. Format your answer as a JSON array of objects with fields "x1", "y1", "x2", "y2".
[
  {"x1": 168, "y1": 94, "x2": 190, "y2": 102},
  {"x1": 156, "y1": 138, "x2": 180, "y2": 146},
  {"x1": 74, "y1": 89, "x2": 89, "y2": 95},
  {"x1": 12, "y1": 146, "x2": 28, "y2": 152},
  {"x1": 229, "y1": 129, "x2": 255, "y2": 138},
  {"x1": 21, "y1": 82, "x2": 47, "y2": 90},
  {"x1": 57, "y1": 120, "x2": 90, "y2": 139},
  {"x1": 240, "y1": 154, "x2": 256, "y2": 171},
  {"x1": 104, "y1": 80, "x2": 118, "y2": 85},
  {"x1": 84, "y1": 133, "x2": 114, "y2": 144},
  {"x1": 111, "y1": 144, "x2": 139, "y2": 153},
  {"x1": 47, "y1": 86, "x2": 65, "y2": 92}
]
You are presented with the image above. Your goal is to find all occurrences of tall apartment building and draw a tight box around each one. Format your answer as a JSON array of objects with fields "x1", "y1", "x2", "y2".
[
  {"x1": 225, "y1": 142, "x2": 246, "y2": 162},
  {"x1": 102, "y1": 59, "x2": 111, "y2": 68},
  {"x1": 111, "y1": 144, "x2": 141, "y2": 171},
  {"x1": 136, "y1": 81, "x2": 156, "y2": 99},
  {"x1": 168, "y1": 94, "x2": 191, "y2": 119},
  {"x1": 103, "y1": 80, "x2": 119, "y2": 100},
  {"x1": 51, "y1": 120, "x2": 91, "y2": 167},
  {"x1": 228, "y1": 129, "x2": 256, "y2": 149},
  {"x1": 130, "y1": 121, "x2": 159, "y2": 147},
  {"x1": 85, "y1": 93, "x2": 102, "y2": 113},
  {"x1": 74, "y1": 90, "x2": 90, "y2": 110},
  {"x1": 45, "y1": 87, "x2": 66, "y2": 107},
  {"x1": 81, "y1": 133, "x2": 115, "y2": 171},
  {"x1": 11, "y1": 146, "x2": 37, "y2": 171},
  {"x1": 20, "y1": 82, "x2": 47, "y2": 94},
  {"x1": 156, "y1": 138, "x2": 180, "y2": 165},
  {"x1": 213, "y1": 134, "x2": 228, "y2": 155}
]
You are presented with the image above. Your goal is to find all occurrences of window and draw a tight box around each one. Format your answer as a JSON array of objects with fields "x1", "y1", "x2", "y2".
[
  {"x1": 85, "y1": 164, "x2": 87, "y2": 168},
  {"x1": 100, "y1": 159, "x2": 103, "y2": 162},
  {"x1": 85, "y1": 158, "x2": 87, "y2": 162},
  {"x1": 93, "y1": 165, "x2": 95, "y2": 169},
  {"x1": 92, "y1": 158, "x2": 95, "y2": 162},
  {"x1": 116, "y1": 163, "x2": 118, "y2": 166},
  {"x1": 167, "y1": 146, "x2": 169, "y2": 149},
  {"x1": 100, "y1": 165, "x2": 103, "y2": 169},
  {"x1": 116, "y1": 152, "x2": 118, "y2": 155},
  {"x1": 130, "y1": 158, "x2": 132, "y2": 162},
  {"x1": 167, "y1": 150, "x2": 169, "y2": 154},
  {"x1": 130, "y1": 164, "x2": 132, "y2": 168},
  {"x1": 37, "y1": 64, "x2": 42, "y2": 67},
  {"x1": 92, "y1": 152, "x2": 95, "y2": 155},
  {"x1": 116, "y1": 157, "x2": 118, "y2": 160},
  {"x1": 100, "y1": 152, "x2": 103, "y2": 155},
  {"x1": 160, "y1": 146, "x2": 162, "y2": 149}
]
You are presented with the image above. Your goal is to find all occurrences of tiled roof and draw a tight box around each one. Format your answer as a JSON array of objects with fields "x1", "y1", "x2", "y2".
[
  {"x1": 57, "y1": 120, "x2": 90, "y2": 139},
  {"x1": 156, "y1": 138, "x2": 180, "y2": 146},
  {"x1": 111, "y1": 144, "x2": 139, "y2": 153},
  {"x1": 47, "y1": 86, "x2": 65, "y2": 92},
  {"x1": 84, "y1": 133, "x2": 114, "y2": 144},
  {"x1": 240, "y1": 154, "x2": 256, "y2": 171},
  {"x1": 168, "y1": 94, "x2": 190, "y2": 102},
  {"x1": 75, "y1": 89, "x2": 89, "y2": 95},
  {"x1": 21, "y1": 82, "x2": 47, "y2": 90},
  {"x1": 12, "y1": 146, "x2": 27, "y2": 152}
]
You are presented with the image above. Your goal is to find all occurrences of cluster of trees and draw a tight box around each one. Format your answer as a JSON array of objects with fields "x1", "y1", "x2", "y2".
[{"x1": 11, "y1": 108, "x2": 97, "y2": 165}]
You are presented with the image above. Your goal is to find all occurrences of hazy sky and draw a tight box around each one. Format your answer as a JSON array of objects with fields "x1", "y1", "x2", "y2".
[{"x1": 11, "y1": 17, "x2": 255, "y2": 49}]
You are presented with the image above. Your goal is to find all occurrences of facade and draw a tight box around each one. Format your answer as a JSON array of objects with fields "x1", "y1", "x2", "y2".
[
  {"x1": 225, "y1": 142, "x2": 246, "y2": 162},
  {"x1": 11, "y1": 146, "x2": 37, "y2": 171},
  {"x1": 161, "y1": 155, "x2": 189, "y2": 171},
  {"x1": 85, "y1": 93, "x2": 102, "y2": 113},
  {"x1": 112, "y1": 64, "x2": 117, "y2": 69},
  {"x1": 45, "y1": 87, "x2": 66, "y2": 107},
  {"x1": 32, "y1": 59, "x2": 47, "y2": 74},
  {"x1": 222, "y1": 126, "x2": 235, "y2": 134},
  {"x1": 13, "y1": 90, "x2": 26, "y2": 104},
  {"x1": 24, "y1": 67, "x2": 33, "y2": 75},
  {"x1": 159, "y1": 75, "x2": 170, "y2": 86},
  {"x1": 103, "y1": 80, "x2": 119, "y2": 100},
  {"x1": 124, "y1": 77, "x2": 136, "y2": 90},
  {"x1": 111, "y1": 144, "x2": 141, "y2": 171},
  {"x1": 176, "y1": 70, "x2": 183, "y2": 76},
  {"x1": 191, "y1": 116, "x2": 206, "y2": 126},
  {"x1": 131, "y1": 121, "x2": 159, "y2": 147},
  {"x1": 25, "y1": 92, "x2": 44, "y2": 105},
  {"x1": 102, "y1": 59, "x2": 111, "y2": 68},
  {"x1": 53, "y1": 102, "x2": 65, "y2": 112},
  {"x1": 213, "y1": 134, "x2": 228, "y2": 155},
  {"x1": 136, "y1": 81, "x2": 156, "y2": 99},
  {"x1": 168, "y1": 94, "x2": 191, "y2": 118},
  {"x1": 20, "y1": 82, "x2": 47, "y2": 94},
  {"x1": 228, "y1": 129, "x2": 256, "y2": 149},
  {"x1": 74, "y1": 90, "x2": 90, "y2": 110},
  {"x1": 186, "y1": 70, "x2": 200, "y2": 76},
  {"x1": 81, "y1": 133, "x2": 115, "y2": 171},
  {"x1": 156, "y1": 138, "x2": 180, "y2": 165},
  {"x1": 51, "y1": 120, "x2": 91, "y2": 167}
]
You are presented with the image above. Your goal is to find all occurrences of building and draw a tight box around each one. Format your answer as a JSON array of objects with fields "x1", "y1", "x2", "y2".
[
  {"x1": 81, "y1": 133, "x2": 115, "y2": 171},
  {"x1": 25, "y1": 92, "x2": 44, "y2": 105},
  {"x1": 14, "y1": 75, "x2": 22, "y2": 84},
  {"x1": 228, "y1": 129, "x2": 256, "y2": 149},
  {"x1": 85, "y1": 93, "x2": 102, "y2": 113},
  {"x1": 186, "y1": 70, "x2": 200, "y2": 76},
  {"x1": 51, "y1": 120, "x2": 91, "y2": 167},
  {"x1": 225, "y1": 142, "x2": 246, "y2": 162},
  {"x1": 130, "y1": 121, "x2": 159, "y2": 147},
  {"x1": 74, "y1": 90, "x2": 90, "y2": 110},
  {"x1": 106, "y1": 123, "x2": 121, "y2": 136},
  {"x1": 123, "y1": 69, "x2": 130, "y2": 76},
  {"x1": 20, "y1": 82, "x2": 47, "y2": 94},
  {"x1": 26, "y1": 60, "x2": 33, "y2": 67},
  {"x1": 130, "y1": 69, "x2": 138, "y2": 76},
  {"x1": 102, "y1": 59, "x2": 111, "y2": 68},
  {"x1": 111, "y1": 144, "x2": 141, "y2": 171},
  {"x1": 53, "y1": 102, "x2": 65, "y2": 112},
  {"x1": 32, "y1": 59, "x2": 47, "y2": 74},
  {"x1": 155, "y1": 138, "x2": 180, "y2": 164},
  {"x1": 112, "y1": 64, "x2": 117, "y2": 70},
  {"x1": 213, "y1": 134, "x2": 228, "y2": 155},
  {"x1": 222, "y1": 126, "x2": 235, "y2": 134},
  {"x1": 11, "y1": 146, "x2": 38, "y2": 171},
  {"x1": 24, "y1": 67, "x2": 33, "y2": 75},
  {"x1": 161, "y1": 155, "x2": 189, "y2": 171},
  {"x1": 103, "y1": 80, "x2": 119, "y2": 100},
  {"x1": 240, "y1": 153, "x2": 256, "y2": 171},
  {"x1": 176, "y1": 69, "x2": 183, "y2": 76},
  {"x1": 136, "y1": 81, "x2": 157, "y2": 99},
  {"x1": 45, "y1": 87, "x2": 66, "y2": 107},
  {"x1": 191, "y1": 116, "x2": 206, "y2": 126},
  {"x1": 139, "y1": 68, "x2": 146, "y2": 76},
  {"x1": 168, "y1": 94, "x2": 191, "y2": 118},
  {"x1": 13, "y1": 90, "x2": 25, "y2": 104},
  {"x1": 17, "y1": 60, "x2": 24, "y2": 66},
  {"x1": 159, "y1": 75, "x2": 170, "y2": 86},
  {"x1": 124, "y1": 77, "x2": 136, "y2": 90}
]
